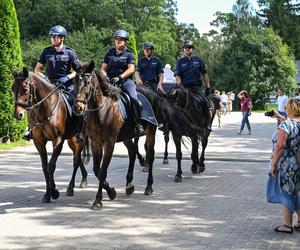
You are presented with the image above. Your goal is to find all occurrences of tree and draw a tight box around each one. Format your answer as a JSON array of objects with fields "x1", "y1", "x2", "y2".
[
  {"x1": 257, "y1": 0, "x2": 300, "y2": 59},
  {"x1": 0, "y1": 0, "x2": 26, "y2": 140}
]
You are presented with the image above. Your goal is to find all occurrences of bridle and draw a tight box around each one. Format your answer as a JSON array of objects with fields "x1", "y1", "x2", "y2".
[
  {"x1": 14, "y1": 76, "x2": 63, "y2": 111},
  {"x1": 74, "y1": 72, "x2": 103, "y2": 112}
]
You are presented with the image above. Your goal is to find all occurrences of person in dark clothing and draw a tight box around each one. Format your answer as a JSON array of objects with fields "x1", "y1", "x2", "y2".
[
  {"x1": 100, "y1": 29, "x2": 144, "y2": 137},
  {"x1": 135, "y1": 42, "x2": 164, "y2": 94},
  {"x1": 24, "y1": 25, "x2": 84, "y2": 142},
  {"x1": 175, "y1": 40, "x2": 212, "y2": 130}
]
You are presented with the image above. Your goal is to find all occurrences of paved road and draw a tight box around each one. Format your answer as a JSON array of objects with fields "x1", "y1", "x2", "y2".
[{"x1": 1, "y1": 112, "x2": 299, "y2": 249}]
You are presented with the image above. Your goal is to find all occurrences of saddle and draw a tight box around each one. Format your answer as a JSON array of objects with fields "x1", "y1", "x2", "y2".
[
  {"x1": 117, "y1": 92, "x2": 158, "y2": 126},
  {"x1": 60, "y1": 90, "x2": 74, "y2": 116}
]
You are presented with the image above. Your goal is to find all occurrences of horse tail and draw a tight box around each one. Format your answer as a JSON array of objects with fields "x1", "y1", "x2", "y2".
[
  {"x1": 82, "y1": 136, "x2": 90, "y2": 165},
  {"x1": 168, "y1": 104, "x2": 200, "y2": 139}
]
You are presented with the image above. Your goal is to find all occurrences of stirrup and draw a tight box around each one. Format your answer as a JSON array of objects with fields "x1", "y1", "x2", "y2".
[{"x1": 76, "y1": 132, "x2": 84, "y2": 143}]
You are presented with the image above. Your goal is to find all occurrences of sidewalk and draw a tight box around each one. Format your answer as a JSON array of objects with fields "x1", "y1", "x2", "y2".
[{"x1": 5, "y1": 112, "x2": 276, "y2": 162}]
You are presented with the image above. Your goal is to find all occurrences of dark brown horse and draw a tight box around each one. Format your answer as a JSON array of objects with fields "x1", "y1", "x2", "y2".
[
  {"x1": 12, "y1": 67, "x2": 88, "y2": 203},
  {"x1": 164, "y1": 85, "x2": 221, "y2": 182},
  {"x1": 72, "y1": 61, "x2": 196, "y2": 209}
]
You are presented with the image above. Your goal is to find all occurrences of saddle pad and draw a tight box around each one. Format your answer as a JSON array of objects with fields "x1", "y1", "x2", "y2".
[
  {"x1": 117, "y1": 93, "x2": 158, "y2": 126},
  {"x1": 60, "y1": 92, "x2": 73, "y2": 116}
]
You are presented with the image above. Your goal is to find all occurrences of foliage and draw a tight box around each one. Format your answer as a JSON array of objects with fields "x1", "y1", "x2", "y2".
[
  {"x1": 126, "y1": 32, "x2": 139, "y2": 63},
  {"x1": 0, "y1": 0, "x2": 26, "y2": 141},
  {"x1": 257, "y1": 0, "x2": 300, "y2": 59}
]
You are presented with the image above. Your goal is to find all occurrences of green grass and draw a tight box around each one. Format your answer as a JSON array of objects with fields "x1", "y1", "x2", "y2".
[{"x1": 0, "y1": 140, "x2": 28, "y2": 151}]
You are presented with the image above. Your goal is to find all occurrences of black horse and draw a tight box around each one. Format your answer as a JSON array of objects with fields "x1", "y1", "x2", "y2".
[
  {"x1": 162, "y1": 85, "x2": 221, "y2": 182},
  {"x1": 72, "y1": 61, "x2": 197, "y2": 209}
]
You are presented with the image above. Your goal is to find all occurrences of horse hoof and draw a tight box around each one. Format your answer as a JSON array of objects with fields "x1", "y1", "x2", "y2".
[
  {"x1": 174, "y1": 175, "x2": 182, "y2": 182},
  {"x1": 42, "y1": 195, "x2": 51, "y2": 203},
  {"x1": 66, "y1": 187, "x2": 74, "y2": 197},
  {"x1": 107, "y1": 188, "x2": 117, "y2": 200},
  {"x1": 51, "y1": 189, "x2": 60, "y2": 200},
  {"x1": 144, "y1": 186, "x2": 153, "y2": 195},
  {"x1": 126, "y1": 185, "x2": 135, "y2": 196},
  {"x1": 79, "y1": 180, "x2": 88, "y2": 188},
  {"x1": 198, "y1": 166, "x2": 205, "y2": 173},
  {"x1": 191, "y1": 164, "x2": 198, "y2": 174},
  {"x1": 163, "y1": 159, "x2": 169, "y2": 164},
  {"x1": 142, "y1": 166, "x2": 149, "y2": 172},
  {"x1": 91, "y1": 200, "x2": 102, "y2": 210}
]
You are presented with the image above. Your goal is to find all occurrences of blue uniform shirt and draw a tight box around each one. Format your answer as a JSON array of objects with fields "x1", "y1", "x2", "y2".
[
  {"x1": 38, "y1": 45, "x2": 79, "y2": 90},
  {"x1": 175, "y1": 56, "x2": 207, "y2": 87},
  {"x1": 103, "y1": 48, "x2": 135, "y2": 79},
  {"x1": 136, "y1": 56, "x2": 164, "y2": 82}
]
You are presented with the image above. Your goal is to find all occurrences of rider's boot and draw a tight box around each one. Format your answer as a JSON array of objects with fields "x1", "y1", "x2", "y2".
[
  {"x1": 76, "y1": 117, "x2": 84, "y2": 143},
  {"x1": 22, "y1": 128, "x2": 32, "y2": 141},
  {"x1": 132, "y1": 101, "x2": 145, "y2": 137}
]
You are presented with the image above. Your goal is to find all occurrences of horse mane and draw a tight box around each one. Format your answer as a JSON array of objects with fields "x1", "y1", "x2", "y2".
[{"x1": 93, "y1": 69, "x2": 121, "y2": 100}]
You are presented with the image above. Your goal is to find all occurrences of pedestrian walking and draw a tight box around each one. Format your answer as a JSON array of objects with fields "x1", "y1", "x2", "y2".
[
  {"x1": 236, "y1": 90, "x2": 252, "y2": 135},
  {"x1": 267, "y1": 98, "x2": 300, "y2": 234},
  {"x1": 214, "y1": 90, "x2": 222, "y2": 128}
]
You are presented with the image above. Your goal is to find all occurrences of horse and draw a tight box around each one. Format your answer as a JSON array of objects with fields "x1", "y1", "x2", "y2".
[
  {"x1": 12, "y1": 67, "x2": 88, "y2": 203},
  {"x1": 162, "y1": 85, "x2": 221, "y2": 182},
  {"x1": 72, "y1": 60, "x2": 196, "y2": 209}
]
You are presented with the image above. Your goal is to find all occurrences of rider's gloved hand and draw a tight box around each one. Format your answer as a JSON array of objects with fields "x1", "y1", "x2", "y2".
[
  {"x1": 111, "y1": 76, "x2": 121, "y2": 84},
  {"x1": 205, "y1": 87, "x2": 211, "y2": 97},
  {"x1": 58, "y1": 75, "x2": 70, "y2": 84}
]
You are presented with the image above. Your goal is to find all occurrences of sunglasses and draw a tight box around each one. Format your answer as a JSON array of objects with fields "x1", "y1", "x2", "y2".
[
  {"x1": 184, "y1": 46, "x2": 193, "y2": 49},
  {"x1": 49, "y1": 35, "x2": 63, "y2": 39}
]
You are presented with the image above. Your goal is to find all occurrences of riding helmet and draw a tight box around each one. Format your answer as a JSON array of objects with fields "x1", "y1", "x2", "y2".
[
  {"x1": 113, "y1": 29, "x2": 129, "y2": 40},
  {"x1": 49, "y1": 25, "x2": 67, "y2": 37},
  {"x1": 182, "y1": 40, "x2": 194, "y2": 48},
  {"x1": 143, "y1": 42, "x2": 154, "y2": 50}
]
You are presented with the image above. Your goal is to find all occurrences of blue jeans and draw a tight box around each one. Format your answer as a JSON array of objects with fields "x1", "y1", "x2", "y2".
[{"x1": 240, "y1": 111, "x2": 251, "y2": 132}]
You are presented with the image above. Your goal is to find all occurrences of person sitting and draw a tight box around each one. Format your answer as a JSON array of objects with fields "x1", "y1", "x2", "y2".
[{"x1": 100, "y1": 29, "x2": 144, "y2": 137}]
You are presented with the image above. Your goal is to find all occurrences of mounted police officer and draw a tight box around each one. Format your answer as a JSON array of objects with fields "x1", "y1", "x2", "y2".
[
  {"x1": 23, "y1": 25, "x2": 84, "y2": 142},
  {"x1": 135, "y1": 42, "x2": 164, "y2": 94},
  {"x1": 175, "y1": 40, "x2": 212, "y2": 130},
  {"x1": 100, "y1": 29, "x2": 144, "y2": 137}
]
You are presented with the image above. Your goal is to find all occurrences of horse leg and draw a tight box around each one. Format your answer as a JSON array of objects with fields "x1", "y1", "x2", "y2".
[
  {"x1": 92, "y1": 142, "x2": 115, "y2": 209},
  {"x1": 199, "y1": 135, "x2": 208, "y2": 173},
  {"x1": 65, "y1": 139, "x2": 87, "y2": 196},
  {"x1": 173, "y1": 135, "x2": 183, "y2": 182},
  {"x1": 34, "y1": 140, "x2": 50, "y2": 203},
  {"x1": 123, "y1": 140, "x2": 136, "y2": 196},
  {"x1": 134, "y1": 137, "x2": 145, "y2": 167},
  {"x1": 191, "y1": 136, "x2": 200, "y2": 174},
  {"x1": 47, "y1": 139, "x2": 64, "y2": 200},
  {"x1": 163, "y1": 129, "x2": 170, "y2": 164},
  {"x1": 144, "y1": 126, "x2": 156, "y2": 195}
]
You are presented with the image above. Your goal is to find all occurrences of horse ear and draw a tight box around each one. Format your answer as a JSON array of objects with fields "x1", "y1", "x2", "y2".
[
  {"x1": 23, "y1": 67, "x2": 29, "y2": 78},
  {"x1": 86, "y1": 60, "x2": 95, "y2": 73}
]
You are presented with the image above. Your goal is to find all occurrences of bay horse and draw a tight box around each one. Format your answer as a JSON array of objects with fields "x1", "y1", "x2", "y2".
[
  {"x1": 163, "y1": 85, "x2": 221, "y2": 182},
  {"x1": 72, "y1": 61, "x2": 197, "y2": 209},
  {"x1": 12, "y1": 67, "x2": 88, "y2": 203}
]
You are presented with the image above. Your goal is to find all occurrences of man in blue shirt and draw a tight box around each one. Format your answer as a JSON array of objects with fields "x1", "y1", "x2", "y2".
[
  {"x1": 135, "y1": 42, "x2": 164, "y2": 94},
  {"x1": 175, "y1": 40, "x2": 212, "y2": 130},
  {"x1": 100, "y1": 29, "x2": 144, "y2": 137},
  {"x1": 23, "y1": 25, "x2": 84, "y2": 142}
]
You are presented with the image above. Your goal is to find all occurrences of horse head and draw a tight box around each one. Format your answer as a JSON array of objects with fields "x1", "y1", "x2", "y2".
[
  {"x1": 12, "y1": 67, "x2": 33, "y2": 120},
  {"x1": 72, "y1": 60, "x2": 95, "y2": 116}
]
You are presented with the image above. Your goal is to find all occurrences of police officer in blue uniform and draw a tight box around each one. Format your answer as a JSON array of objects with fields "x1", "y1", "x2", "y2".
[
  {"x1": 23, "y1": 25, "x2": 84, "y2": 142},
  {"x1": 175, "y1": 40, "x2": 212, "y2": 130},
  {"x1": 100, "y1": 29, "x2": 145, "y2": 137},
  {"x1": 135, "y1": 42, "x2": 164, "y2": 94}
]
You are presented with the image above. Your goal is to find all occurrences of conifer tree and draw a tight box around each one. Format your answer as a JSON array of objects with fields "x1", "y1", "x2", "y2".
[{"x1": 0, "y1": 0, "x2": 26, "y2": 140}]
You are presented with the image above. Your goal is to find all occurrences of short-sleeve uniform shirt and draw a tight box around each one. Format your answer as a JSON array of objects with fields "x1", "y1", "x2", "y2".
[
  {"x1": 175, "y1": 56, "x2": 207, "y2": 87},
  {"x1": 136, "y1": 56, "x2": 163, "y2": 82},
  {"x1": 103, "y1": 48, "x2": 135, "y2": 79},
  {"x1": 38, "y1": 45, "x2": 79, "y2": 88}
]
